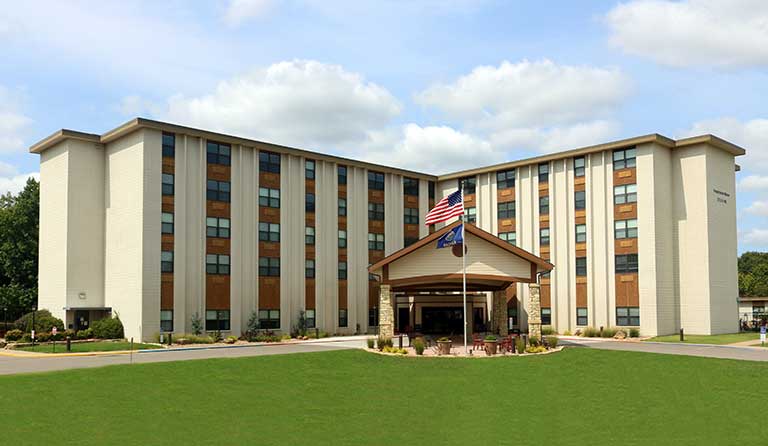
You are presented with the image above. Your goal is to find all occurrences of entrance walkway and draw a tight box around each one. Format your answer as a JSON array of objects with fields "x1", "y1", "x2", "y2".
[{"x1": 562, "y1": 337, "x2": 768, "y2": 362}]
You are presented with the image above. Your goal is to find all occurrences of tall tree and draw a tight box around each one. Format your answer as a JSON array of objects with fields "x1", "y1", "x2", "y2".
[
  {"x1": 0, "y1": 178, "x2": 39, "y2": 315},
  {"x1": 739, "y1": 251, "x2": 768, "y2": 297}
]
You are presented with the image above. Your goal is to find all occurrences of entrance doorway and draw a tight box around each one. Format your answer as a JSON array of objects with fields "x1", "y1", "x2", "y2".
[
  {"x1": 397, "y1": 307, "x2": 410, "y2": 333},
  {"x1": 74, "y1": 310, "x2": 90, "y2": 331},
  {"x1": 473, "y1": 307, "x2": 486, "y2": 333},
  {"x1": 422, "y1": 307, "x2": 463, "y2": 334}
]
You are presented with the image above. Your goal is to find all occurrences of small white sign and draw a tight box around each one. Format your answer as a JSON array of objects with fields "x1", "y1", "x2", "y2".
[
  {"x1": 31, "y1": 330, "x2": 35, "y2": 339},
  {"x1": 52, "y1": 327, "x2": 58, "y2": 335}
]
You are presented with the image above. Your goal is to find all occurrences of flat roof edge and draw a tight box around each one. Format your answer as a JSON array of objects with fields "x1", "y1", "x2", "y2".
[{"x1": 28, "y1": 129, "x2": 101, "y2": 154}]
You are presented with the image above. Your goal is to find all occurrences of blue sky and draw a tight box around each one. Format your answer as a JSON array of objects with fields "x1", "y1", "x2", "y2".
[{"x1": 1, "y1": 0, "x2": 767, "y2": 252}]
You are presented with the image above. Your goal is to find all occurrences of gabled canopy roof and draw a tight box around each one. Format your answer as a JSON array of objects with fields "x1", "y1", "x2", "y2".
[{"x1": 368, "y1": 221, "x2": 553, "y2": 292}]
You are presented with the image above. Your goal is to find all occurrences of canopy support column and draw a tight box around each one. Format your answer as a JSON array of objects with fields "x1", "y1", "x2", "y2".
[
  {"x1": 378, "y1": 284, "x2": 394, "y2": 338},
  {"x1": 492, "y1": 290, "x2": 508, "y2": 336},
  {"x1": 528, "y1": 283, "x2": 542, "y2": 339}
]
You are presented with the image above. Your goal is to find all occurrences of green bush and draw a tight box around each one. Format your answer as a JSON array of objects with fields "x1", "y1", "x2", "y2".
[
  {"x1": 563, "y1": 330, "x2": 572, "y2": 336},
  {"x1": 225, "y1": 336, "x2": 238, "y2": 344},
  {"x1": 4, "y1": 329, "x2": 23, "y2": 341},
  {"x1": 254, "y1": 334, "x2": 281, "y2": 342},
  {"x1": 413, "y1": 338, "x2": 425, "y2": 355},
  {"x1": 35, "y1": 332, "x2": 51, "y2": 342},
  {"x1": 582, "y1": 326, "x2": 599, "y2": 337},
  {"x1": 176, "y1": 334, "x2": 214, "y2": 344},
  {"x1": 601, "y1": 327, "x2": 617, "y2": 338},
  {"x1": 92, "y1": 317, "x2": 124, "y2": 340},
  {"x1": 629, "y1": 328, "x2": 640, "y2": 338},
  {"x1": 545, "y1": 336, "x2": 559, "y2": 348},
  {"x1": 77, "y1": 328, "x2": 94, "y2": 340},
  {"x1": 366, "y1": 338, "x2": 375, "y2": 349},
  {"x1": 280, "y1": 334, "x2": 292, "y2": 341},
  {"x1": 14, "y1": 310, "x2": 64, "y2": 334},
  {"x1": 484, "y1": 334, "x2": 498, "y2": 341},
  {"x1": 191, "y1": 312, "x2": 204, "y2": 336},
  {"x1": 541, "y1": 326, "x2": 556, "y2": 335},
  {"x1": 209, "y1": 330, "x2": 223, "y2": 343},
  {"x1": 528, "y1": 335, "x2": 540, "y2": 346},
  {"x1": 376, "y1": 336, "x2": 392, "y2": 351},
  {"x1": 515, "y1": 337, "x2": 525, "y2": 354}
]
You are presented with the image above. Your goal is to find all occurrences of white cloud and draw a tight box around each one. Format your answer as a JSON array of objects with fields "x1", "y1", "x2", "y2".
[
  {"x1": 0, "y1": 86, "x2": 32, "y2": 154},
  {"x1": 223, "y1": 0, "x2": 272, "y2": 26},
  {"x1": 489, "y1": 120, "x2": 620, "y2": 154},
  {"x1": 745, "y1": 200, "x2": 768, "y2": 216},
  {"x1": 0, "y1": 161, "x2": 38, "y2": 195},
  {"x1": 743, "y1": 228, "x2": 768, "y2": 247},
  {"x1": 739, "y1": 175, "x2": 768, "y2": 191},
  {"x1": 605, "y1": 0, "x2": 768, "y2": 67},
  {"x1": 681, "y1": 117, "x2": 768, "y2": 170},
  {"x1": 162, "y1": 60, "x2": 401, "y2": 150}
]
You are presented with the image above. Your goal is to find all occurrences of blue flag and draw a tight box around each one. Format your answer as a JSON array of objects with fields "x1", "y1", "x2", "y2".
[{"x1": 436, "y1": 224, "x2": 463, "y2": 249}]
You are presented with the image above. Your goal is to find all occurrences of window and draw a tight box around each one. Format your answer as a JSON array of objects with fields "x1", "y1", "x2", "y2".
[
  {"x1": 541, "y1": 308, "x2": 552, "y2": 325},
  {"x1": 404, "y1": 177, "x2": 419, "y2": 196},
  {"x1": 368, "y1": 202, "x2": 384, "y2": 221},
  {"x1": 205, "y1": 310, "x2": 230, "y2": 331},
  {"x1": 508, "y1": 306, "x2": 518, "y2": 329},
  {"x1": 539, "y1": 196, "x2": 549, "y2": 215},
  {"x1": 613, "y1": 147, "x2": 637, "y2": 170},
  {"x1": 161, "y1": 212, "x2": 174, "y2": 234},
  {"x1": 338, "y1": 165, "x2": 347, "y2": 185},
  {"x1": 615, "y1": 254, "x2": 639, "y2": 273},
  {"x1": 338, "y1": 261, "x2": 347, "y2": 279},
  {"x1": 497, "y1": 169, "x2": 515, "y2": 189},
  {"x1": 459, "y1": 176, "x2": 476, "y2": 195},
  {"x1": 498, "y1": 201, "x2": 515, "y2": 219},
  {"x1": 338, "y1": 198, "x2": 347, "y2": 216},
  {"x1": 206, "y1": 254, "x2": 230, "y2": 275},
  {"x1": 259, "y1": 187, "x2": 280, "y2": 208},
  {"x1": 259, "y1": 309, "x2": 280, "y2": 329},
  {"x1": 368, "y1": 233, "x2": 384, "y2": 251},
  {"x1": 162, "y1": 173, "x2": 174, "y2": 196},
  {"x1": 305, "y1": 309, "x2": 316, "y2": 328},
  {"x1": 305, "y1": 226, "x2": 315, "y2": 245},
  {"x1": 404, "y1": 237, "x2": 419, "y2": 247},
  {"x1": 206, "y1": 141, "x2": 231, "y2": 166},
  {"x1": 259, "y1": 222, "x2": 280, "y2": 242},
  {"x1": 259, "y1": 257, "x2": 280, "y2": 276},
  {"x1": 538, "y1": 163, "x2": 549, "y2": 183},
  {"x1": 464, "y1": 207, "x2": 477, "y2": 223},
  {"x1": 162, "y1": 132, "x2": 175, "y2": 157},
  {"x1": 161, "y1": 251, "x2": 173, "y2": 273},
  {"x1": 305, "y1": 259, "x2": 315, "y2": 278},
  {"x1": 160, "y1": 310, "x2": 173, "y2": 332},
  {"x1": 428, "y1": 182, "x2": 435, "y2": 200},
  {"x1": 614, "y1": 184, "x2": 637, "y2": 204},
  {"x1": 305, "y1": 193, "x2": 315, "y2": 213},
  {"x1": 368, "y1": 171, "x2": 384, "y2": 190},
  {"x1": 575, "y1": 190, "x2": 586, "y2": 210},
  {"x1": 576, "y1": 224, "x2": 587, "y2": 243},
  {"x1": 616, "y1": 307, "x2": 640, "y2": 326},
  {"x1": 615, "y1": 219, "x2": 638, "y2": 239},
  {"x1": 260, "y1": 151, "x2": 280, "y2": 173},
  {"x1": 369, "y1": 307, "x2": 379, "y2": 327},
  {"x1": 207, "y1": 180, "x2": 230, "y2": 202},
  {"x1": 305, "y1": 160, "x2": 315, "y2": 179},
  {"x1": 577, "y1": 308, "x2": 588, "y2": 326},
  {"x1": 404, "y1": 207, "x2": 419, "y2": 224},
  {"x1": 753, "y1": 305, "x2": 765, "y2": 316},
  {"x1": 206, "y1": 217, "x2": 230, "y2": 238},
  {"x1": 338, "y1": 230, "x2": 347, "y2": 248},
  {"x1": 540, "y1": 228, "x2": 550, "y2": 245},
  {"x1": 499, "y1": 232, "x2": 516, "y2": 245},
  {"x1": 339, "y1": 309, "x2": 348, "y2": 327},
  {"x1": 576, "y1": 257, "x2": 587, "y2": 276},
  {"x1": 574, "y1": 156, "x2": 585, "y2": 177}
]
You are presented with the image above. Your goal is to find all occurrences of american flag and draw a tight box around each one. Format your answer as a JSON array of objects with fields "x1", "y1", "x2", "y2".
[{"x1": 425, "y1": 190, "x2": 464, "y2": 225}]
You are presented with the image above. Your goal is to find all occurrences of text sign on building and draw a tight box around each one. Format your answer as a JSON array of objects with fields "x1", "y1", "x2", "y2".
[{"x1": 712, "y1": 189, "x2": 730, "y2": 205}]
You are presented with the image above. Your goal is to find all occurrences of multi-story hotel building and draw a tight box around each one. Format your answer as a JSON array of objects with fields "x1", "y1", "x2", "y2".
[{"x1": 31, "y1": 118, "x2": 744, "y2": 341}]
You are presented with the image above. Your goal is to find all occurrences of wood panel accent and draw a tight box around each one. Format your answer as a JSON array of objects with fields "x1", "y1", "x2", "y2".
[
  {"x1": 497, "y1": 187, "x2": 515, "y2": 201},
  {"x1": 162, "y1": 195, "x2": 175, "y2": 207},
  {"x1": 258, "y1": 241, "x2": 280, "y2": 258},
  {"x1": 259, "y1": 206, "x2": 280, "y2": 224},
  {"x1": 539, "y1": 214, "x2": 550, "y2": 229},
  {"x1": 338, "y1": 282, "x2": 348, "y2": 308},
  {"x1": 614, "y1": 202, "x2": 637, "y2": 220},
  {"x1": 615, "y1": 273, "x2": 639, "y2": 307},
  {"x1": 576, "y1": 243, "x2": 587, "y2": 257},
  {"x1": 305, "y1": 179, "x2": 315, "y2": 194},
  {"x1": 161, "y1": 234, "x2": 174, "y2": 252},
  {"x1": 498, "y1": 218, "x2": 516, "y2": 232},
  {"x1": 576, "y1": 283, "x2": 587, "y2": 307},
  {"x1": 162, "y1": 156, "x2": 175, "y2": 172},
  {"x1": 207, "y1": 237, "x2": 230, "y2": 255},
  {"x1": 405, "y1": 195, "x2": 419, "y2": 207},
  {"x1": 259, "y1": 277, "x2": 280, "y2": 308},
  {"x1": 538, "y1": 182, "x2": 549, "y2": 193},
  {"x1": 368, "y1": 219, "x2": 384, "y2": 233},
  {"x1": 540, "y1": 284, "x2": 551, "y2": 307},
  {"x1": 504, "y1": 285, "x2": 516, "y2": 301},
  {"x1": 207, "y1": 163, "x2": 230, "y2": 182},
  {"x1": 463, "y1": 193, "x2": 476, "y2": 207},
  {"x1": 368, "y1": 189, "x2": 384, "y2": 203},
  {"x1": 338, "y1": 215, "x2": 347, "y2": 230},
  {"x1": 206, "y1": 275, "x2": 231, "y2": 309},
  {"x1": 615, "y1": 238, "x2": 638, "y2": 255},
  {"x1": 613, "y1": 167, "x2": 636, "y2": 186},
  {"x1": 540, "y1": 245, "x2": 550, "y2": 256},
  {"x1": 259, "y1": 171, "x2": 280, "y2": 189},
  {"x1": 161, "y1": 274, "x2": 174, "y2": 309},
  {"x1": 404, "y1": 224, "x2": 420, "y2": 239},
  {"x1": 368, "y1": 282, "x2": 380, "y2": 307},
  {"x1": 207, "y1": 201, "x2": 231, "y2": 218},
  {"x1": 369, "y1": 250, "x2": 385, "y2": 264},
  {"x1": 305, "y1": 279, "x2": 315, "y2": 308},
  {"x1": 305, "y1": 213, "x2": 315, "y2": 226},
  {"x1": 338, "y1": 248, "x2": 347, "y2": 262},
  {"x1": 574, "y1": 176, "x2": 585, "y2": 186},
  {"x1": 338, "y1": 184, "x2": 347, "y2": 198},
  {"x1": 306, "y1": 244, "x2": 316, "y2": 258}
]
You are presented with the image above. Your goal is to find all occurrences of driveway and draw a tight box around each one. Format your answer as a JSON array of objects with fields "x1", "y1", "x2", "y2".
[
  {"x1": 562, "y1": 337, "x2": 768, "y2": 362},
  {"x1": 0, "y1": 337, "x2": 367, "y2": 376}
]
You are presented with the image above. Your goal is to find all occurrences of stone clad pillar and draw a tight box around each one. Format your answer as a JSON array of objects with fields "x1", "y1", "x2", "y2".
[
  {"x1": 528, "y1": 283, "x2": 542, "y2": 338},
  {"x1": 491, "y1": 291, "x2": 508, "y2": 336},
  {"x1": 378, "y1": 284, "x2": 394, "y2": 338}
]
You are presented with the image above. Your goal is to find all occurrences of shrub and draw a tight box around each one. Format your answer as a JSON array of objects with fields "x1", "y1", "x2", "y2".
[
  {"x1": 582, "y1": 326, "x2": 599, "y2": 337},
  {"x1": 437, "y1": 337, "x2": 451, "y2": 342},
  {"x1": 541, "y1": 326, "x2": 556, "y2": 336},
  {"x1": 191, "y1": 313, "x2": 203, "y2": 336},
  {"x1": 4, "y1": 329, "x2": 23, "y2": 341},
  {"x1": 225, "y1": 336, "x2": 238, "y2": 344},
  {"x1": 209, "y1": 330, "x2": 223, "y2": 343},
  {"x1": 92, "y1": 317, "x2": 124, "y2": 340},
  {"x1": 366, "y1": 338, "x2": 375, "y2": 349},
  {"x1": 484, "y1": 334, "x2": 498, "y2": 342},
  {"x1": 413, "y1": 337, "x2": 425, "y2": 355},
  {"x1": 545, "y1": 336, "x2": 559, "y2": 349},
  {"x1": 515, "y1": 337, "x2": 525, "y2": 354},
  {"x1": 14, "y1": 310, "x2": 64, "y2": 334},
  {"x1": 35, "y1": 332, "x2": 51, "y2": 342},
  {"x1": 629, "y1": 328, "x2": 640, "y2": 338},
  {"x1": 528, "y1": 335, "x2": 540, "y2": 346},
  {"x1": 280, "y1": 334, "x2": 292, "y2": 341},
  {"x1": 376, "y1": 336, "x2": 393, "y2": 351},
  {"x1": 525, "y1": 345, "x2": 547, "y2": 353},
  {"x1": 77, "y1": 328, "x2": 94, "y2": 340},
  {"x1": 176, "y1": 334, "x2": 214, "y2": 344},
  {"x1": 600, "y1": 327, "x2": 617, "y2": 338},
  {"x1": 563, "y1": 330, "x2": 572, "y2": 336}
]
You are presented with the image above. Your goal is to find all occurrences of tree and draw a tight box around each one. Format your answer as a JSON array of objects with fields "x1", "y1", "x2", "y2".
[{"x1": 739, "y1": 251, "x2": 768, "y2": 297}]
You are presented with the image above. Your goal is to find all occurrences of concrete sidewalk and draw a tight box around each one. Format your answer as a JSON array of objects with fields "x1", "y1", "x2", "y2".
[{"x1": 562, "y1": 337, "x2": 768, "y2": 362}]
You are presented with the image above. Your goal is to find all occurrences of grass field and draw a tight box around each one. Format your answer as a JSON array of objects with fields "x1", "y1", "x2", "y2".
[
  {"x1": 1, "y1": 348, "x2": 766, "y2": 445},
  {"x1": 17, "y1": 341, "x2": 157, "y2": 353},
  {"x1": 646, "y1": 332, "x2": 759, "y2": 345}
]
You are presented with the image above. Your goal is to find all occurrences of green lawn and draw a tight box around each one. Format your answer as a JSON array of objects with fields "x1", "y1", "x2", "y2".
[
  {"x1": 17, "y1": 341, "x2": 158, "y2": 353},
  {"x1": 1, "y1": 348, "x2": 767, "y2": 445},
  {"x1": 646, "y1": 332, "x2": 759, "y2": 345}
]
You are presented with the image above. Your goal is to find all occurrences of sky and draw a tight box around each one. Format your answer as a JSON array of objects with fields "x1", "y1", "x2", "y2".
[{"x1": 0, "y1": 0, "x2": 767, "y2": 252}]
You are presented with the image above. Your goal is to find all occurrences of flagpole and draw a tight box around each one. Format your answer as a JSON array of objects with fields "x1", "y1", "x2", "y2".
[{"x1": 462, "y1": 218, "x2": 468, "y2": 355}]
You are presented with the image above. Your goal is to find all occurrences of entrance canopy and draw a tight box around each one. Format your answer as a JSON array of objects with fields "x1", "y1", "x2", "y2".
[{"x1": 368, "y1": 221, "x2": 553, "y2": 292}]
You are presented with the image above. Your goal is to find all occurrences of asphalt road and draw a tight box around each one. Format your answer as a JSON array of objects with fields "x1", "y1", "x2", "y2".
[{"x1": 561, "y1": 337, "x2": 768, "y2": 362}]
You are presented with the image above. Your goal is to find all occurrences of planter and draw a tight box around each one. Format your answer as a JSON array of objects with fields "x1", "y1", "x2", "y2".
[
  {"x1": 484, "y1": 340, "x2": 498, "y2": 356},
  {"x1": 437, "y1": 340, "x2": 452, "y2": 355}
]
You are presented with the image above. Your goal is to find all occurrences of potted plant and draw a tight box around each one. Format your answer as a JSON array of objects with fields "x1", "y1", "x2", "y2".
[
  {"x1": 436, "y1": 337, "x2": 452, "y2": 355},
  {"x1": 484, "y1": 335, "x2": 498, "y2": 355}
]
